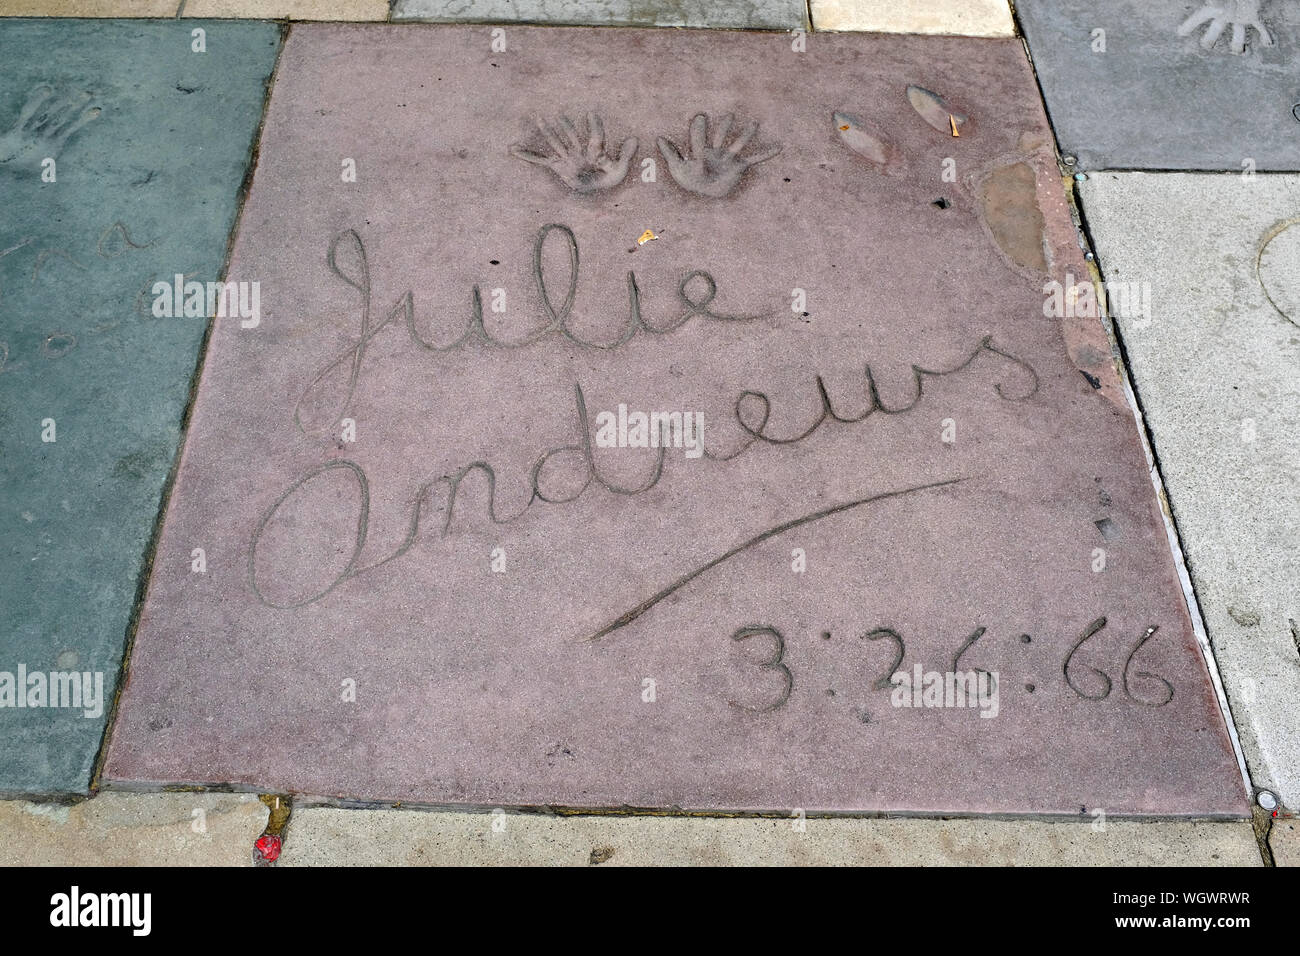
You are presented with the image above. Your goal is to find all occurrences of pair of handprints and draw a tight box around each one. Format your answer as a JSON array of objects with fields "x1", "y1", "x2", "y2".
[{"x1": 510, "y1": 111, "x2": 781, "y2": 198}]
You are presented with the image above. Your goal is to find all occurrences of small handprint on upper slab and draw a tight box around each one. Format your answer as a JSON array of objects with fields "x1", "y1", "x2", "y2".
[
  {"x1": 657, "y1": 113, "x2": 782, "y2": 199},
  {"x1": 510, "y1": 113, "x2": 637, "y2": 194},
  {"x1": 1178, "y1": 0, "x2": 1275, "y2": 54},
  {"x1": 0, "y1": 86, "x2": 101, "y2": 175}
]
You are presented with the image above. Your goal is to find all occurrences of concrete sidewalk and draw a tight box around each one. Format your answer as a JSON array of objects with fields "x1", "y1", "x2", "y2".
[{"x1": 0, "y1": 791, "x2": 1283, "y2": 866}]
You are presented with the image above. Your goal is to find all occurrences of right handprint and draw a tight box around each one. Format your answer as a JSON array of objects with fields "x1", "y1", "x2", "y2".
[
  {"x1": 1177, "y1": 0, "x2": 1275, "y2": 54},
  {"x1": 657, "y1": 113, "x2": 782, "y2": 199},
  {"x1": 0, "y1": 85, "x2": 101, "y2": 176}
]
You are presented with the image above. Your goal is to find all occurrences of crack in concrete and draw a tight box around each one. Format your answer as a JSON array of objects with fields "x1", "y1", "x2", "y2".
[
  {"x1": 255, "y1": 793, "x2": 293, "y2": 866},
  {"x1": 1251, "y1": 803, "x2": 1275, "y2": 866}
]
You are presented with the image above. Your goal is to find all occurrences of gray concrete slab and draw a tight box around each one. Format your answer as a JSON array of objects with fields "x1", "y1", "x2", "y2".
[
  {"x1": 1078, "y1": 171, "x2": 1300, "y2": 809},
  {"x1": 0, "y1": 792, "x2": 267, "y2": 866},
  {"x1": 1016, "y1": 0, "x2": 1300, "y2": 171},
  {"x1": 1270, "y1": 814, "x2": 1299, "y2": 866},
  {"x1": 104, "y1": 24, "x2": 1244, "y2": 815},
  {"x1": 280, "y1": 806, "x2": 1265, "y2": 865},
  {"x1": 392, "y1": 0, "x2": 808, "y2": 30},
  {"x1": 0, "y1": 19, "x2": 281, "y2": 795}
]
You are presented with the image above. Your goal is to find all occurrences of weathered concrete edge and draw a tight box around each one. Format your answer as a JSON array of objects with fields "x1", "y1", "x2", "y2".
[
  {"x1": 1065, "y1": 171, "x2": 1262, "y2": 810},
  {"x1": 80, "y1": 780, "x2": 1252, "y2": 822}
]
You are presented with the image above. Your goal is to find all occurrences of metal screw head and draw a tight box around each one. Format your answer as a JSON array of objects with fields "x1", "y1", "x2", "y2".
[
  {"x1": 1063, "y1": 155, "x2": 1077, "y2": 166},
  {"x1": 1085, "y1": 252, "x2": 1095, "y2": 262},
  {"x1": 1258, "y1": 790, "x2": 1278, "y2": 810}
]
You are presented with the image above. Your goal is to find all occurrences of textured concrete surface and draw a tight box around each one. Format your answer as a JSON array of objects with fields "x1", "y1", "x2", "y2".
[
  {"x1": 0, "y1": 19, "x2": 280, "y2": 795},
  {"x1": 0, "y1": 792, "x2": 268, "y2": 865},
  {"x1": 184, "y1": 0, "x2": 389, "y2": 18},
  {"x1": 281, "y1": 807, "x2": 1264, "y2": 865},
  {"x1": 392, "y1": 0, "x2": 808, "y2": 29},
  {"x1": 105, "y1": 24, "x2": 1244, "y2": 815},
  {"x1": 1078, "y1": 172, "x2": 1300, "y2": 809},
  {"x1": 812, "y1": 0, "x2": 1013, "y2": 36},
  {"x1": 0, "y1": 1, "x2": 176, "y2": 14},
  {"x1": 1016, "y1": 0, "x2": 1300, "y2": 171},
  {"x1": 1271, "y1": 815, "x2": 1299, "y2": 866}
]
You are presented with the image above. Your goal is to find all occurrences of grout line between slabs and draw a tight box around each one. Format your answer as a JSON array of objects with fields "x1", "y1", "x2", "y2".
[
  {"x1": 1066, "y1": 198, "x2": 1257, "y2": 818},
  {"x1": 88, "y1": 781, "x2": 1253, "y2": 823},
  {"x1": 87, "y1": 21, "x2": 291, "y2": 795},
  {"x1": 1071, "y1": 185, "x2": 1256, "y2": 806},
  {"x1": 1007, "y1": 0, "x2": 1256, "y2": 814}
]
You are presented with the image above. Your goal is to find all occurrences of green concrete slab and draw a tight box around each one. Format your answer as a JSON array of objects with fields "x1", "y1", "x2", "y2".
[{"x1": 0, "y1": 18, "x2": 280, "y2": 795}]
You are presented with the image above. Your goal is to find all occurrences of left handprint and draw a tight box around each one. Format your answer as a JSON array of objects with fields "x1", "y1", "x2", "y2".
[
  {"x1": 510, "y1": 113, "x2": 637, "y2": 194},
  {"x1": 0, "y1": 86, "x2": 101, "y2": 175}
]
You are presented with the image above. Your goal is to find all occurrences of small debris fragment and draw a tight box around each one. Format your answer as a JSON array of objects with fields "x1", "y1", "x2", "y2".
[
  {"x1": 254, "y1": 833, "x2": 282, "y2": 864},
  {"x1": 1227, "y1": 607, "x2": 1261, "y2": 627},
  {"x1": 589, "y1": 845, "x2": 616, "y2": 865},
  {"x1": 637, "y1": 229, "x2": 657, "y2": 245},
  {"x1": 254, "y1": 793, "x2": 292, "y2": 866}
]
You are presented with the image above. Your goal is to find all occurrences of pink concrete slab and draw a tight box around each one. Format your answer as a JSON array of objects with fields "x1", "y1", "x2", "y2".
[{"x1": 104, "y1": 24, "x2": 1246, "y2": 815}]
